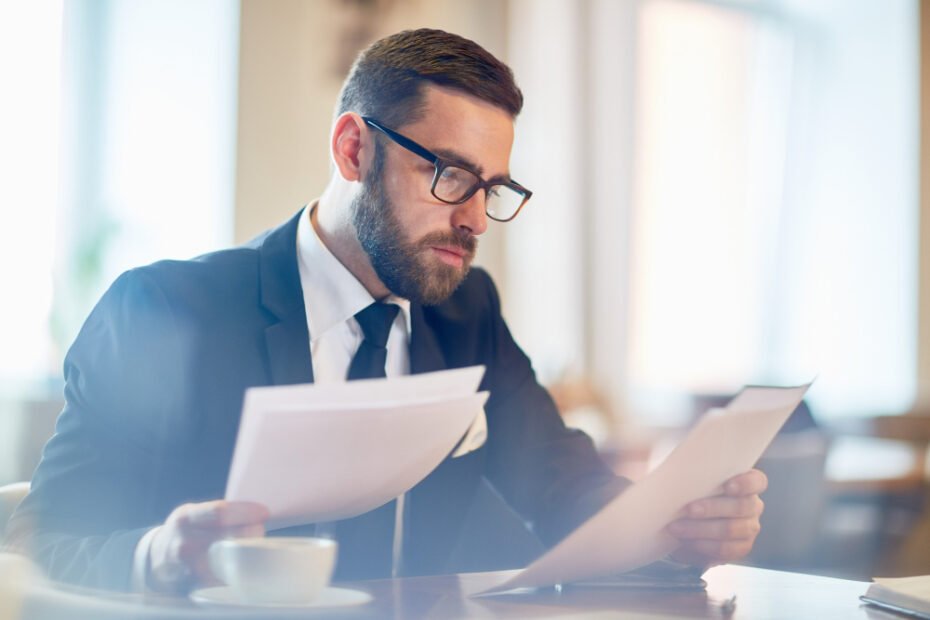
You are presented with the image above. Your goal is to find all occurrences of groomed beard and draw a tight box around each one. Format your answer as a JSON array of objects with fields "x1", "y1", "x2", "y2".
[{"x1": 351, "y1": 143, "x2": 478, "y2": 306}]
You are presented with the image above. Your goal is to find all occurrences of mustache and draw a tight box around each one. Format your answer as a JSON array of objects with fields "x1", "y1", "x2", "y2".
[{"x1": 417, "y1": 229, "x2": 478, "y2": 256}]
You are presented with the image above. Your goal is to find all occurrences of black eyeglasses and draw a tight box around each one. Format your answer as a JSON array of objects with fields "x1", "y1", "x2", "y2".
[{"x1": 363, "y1": 117, "x2": 532, "y2": 222}]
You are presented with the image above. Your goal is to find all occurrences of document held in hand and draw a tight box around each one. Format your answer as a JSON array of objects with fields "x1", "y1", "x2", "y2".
[
  {"x1": 225, "y1": 366, "x2": 487, "y2": 530},
  {"x1": 481, "y1": 382, "x2": 812, "y2": 594}
]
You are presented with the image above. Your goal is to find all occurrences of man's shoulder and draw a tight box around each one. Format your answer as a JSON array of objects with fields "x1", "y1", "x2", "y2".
[
  {"x1": 92, "y1": 244, "x2": 270, "y2": 331},
  {"x1": 120, "y1": 246, "x2": 260, "y2": 295}
]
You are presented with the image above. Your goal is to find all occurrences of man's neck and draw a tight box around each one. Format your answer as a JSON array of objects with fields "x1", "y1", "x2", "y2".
[{"x1": 311, "y1": 196, "x2": 391, "y2": 301}]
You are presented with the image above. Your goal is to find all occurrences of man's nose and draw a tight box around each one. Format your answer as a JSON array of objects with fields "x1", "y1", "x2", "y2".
[{"x1": 451, "y1": 190, "x2": 489, "y2": 236}]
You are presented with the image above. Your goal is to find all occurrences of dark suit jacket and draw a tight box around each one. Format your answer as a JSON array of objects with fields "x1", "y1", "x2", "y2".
[{"x1": 6, "y1": 210, "x2": 627, "y2": 591}]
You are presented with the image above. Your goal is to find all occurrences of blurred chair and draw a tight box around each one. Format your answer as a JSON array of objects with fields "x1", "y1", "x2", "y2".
[
  {"x1": 825, "y1": 413, "x2": 930, "y2": 577},
  {"x1": 0, "y1": 551, "x2": 45, "y2": 620},
  {"x1": 17, "y1": 399, "x2": 61, "y2": 482},
  {"x1": 0, "y1": 482, "x2": 30, "y2": 544},
  {"x1": 0, "y1": 397, "x2": 60, "y2": 486}
]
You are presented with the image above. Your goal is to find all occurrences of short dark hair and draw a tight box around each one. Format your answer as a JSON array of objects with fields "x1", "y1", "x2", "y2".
[{"x1": 336, "y1": 28, "x2": 523, "y2": 129}]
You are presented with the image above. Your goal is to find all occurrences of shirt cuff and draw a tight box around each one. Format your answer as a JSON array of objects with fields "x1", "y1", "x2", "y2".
[{"x1": 131, "y1": 526, "x2": 161, "y2": 592}]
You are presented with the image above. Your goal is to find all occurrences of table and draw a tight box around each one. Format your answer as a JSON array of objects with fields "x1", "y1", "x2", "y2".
[{"x1": 16, "y1": 564, "x2": 882, "y2": 619}]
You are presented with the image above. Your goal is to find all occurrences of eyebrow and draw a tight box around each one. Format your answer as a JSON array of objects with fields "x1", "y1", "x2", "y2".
[{"x1": 432, "y1": 147, "x2": 511, "y2": 184}]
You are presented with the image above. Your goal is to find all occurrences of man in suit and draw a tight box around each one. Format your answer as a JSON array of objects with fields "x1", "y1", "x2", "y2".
[{"x1": 7, "y1": 29, "x2": 766, "y2": 593}]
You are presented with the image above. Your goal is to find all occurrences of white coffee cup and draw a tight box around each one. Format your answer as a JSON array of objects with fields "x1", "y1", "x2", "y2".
[{"x1": 208, "y1": 537, "x2": 337, "y2": 605}]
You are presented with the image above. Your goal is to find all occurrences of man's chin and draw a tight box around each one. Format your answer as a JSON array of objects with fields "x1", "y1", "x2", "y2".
[{"x1": 414, "y1": 264, "x2": 471, "y2": 306}]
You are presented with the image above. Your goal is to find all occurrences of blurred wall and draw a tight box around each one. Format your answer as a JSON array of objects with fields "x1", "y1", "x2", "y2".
[{"x1": 918, "y1": 0, "x2": 930, "y2": 411}]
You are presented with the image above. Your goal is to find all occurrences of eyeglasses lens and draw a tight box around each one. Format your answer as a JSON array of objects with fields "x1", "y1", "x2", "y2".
[
  {"x1": 485, "y1": 186, "x2": 525, "y2": 222},
  {"x1": 433, "y1": 165, "x2": 525, "y2": 221}
]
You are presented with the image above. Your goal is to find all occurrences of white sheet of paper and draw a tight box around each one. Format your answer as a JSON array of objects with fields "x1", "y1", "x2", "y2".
[
  {"x1": 240, "y1": 365, "x2": 486, "y2": 413},
  {"x1": 225, "y1": 366, "x2": 487, "y2": 530},
  {"x1": 481, "y1": 383, "x2": 811, "y2": 594}
]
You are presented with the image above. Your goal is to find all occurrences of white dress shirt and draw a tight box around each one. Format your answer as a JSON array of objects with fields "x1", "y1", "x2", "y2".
[
  {"x1": 297, "y1": 203, "x2": 411, "y2": 382},
  {"x1": 133, "y1": 203, "x2": 412, "y2": 590}
]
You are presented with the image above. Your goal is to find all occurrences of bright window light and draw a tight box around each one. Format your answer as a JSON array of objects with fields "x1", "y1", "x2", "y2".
[
  {"x1": 0, "y1": 1, "x2": 63, "y2": 385},
  {"x1": 627, "y1": 0, "x2": 918, "y2": 420}
]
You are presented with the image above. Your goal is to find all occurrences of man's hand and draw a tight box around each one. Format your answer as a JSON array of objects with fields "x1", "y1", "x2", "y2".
[
  {"x1": 148, "y1": 500, "x2": 269, "y2": 593},
  {"x1": 665, "y1": 469, "x2": 767, "y2": 568}
]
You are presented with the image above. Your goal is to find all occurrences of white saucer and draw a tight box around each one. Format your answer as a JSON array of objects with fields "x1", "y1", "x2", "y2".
[{"x1": 190, "y1": 585, "x2": 372, "y2": 609}]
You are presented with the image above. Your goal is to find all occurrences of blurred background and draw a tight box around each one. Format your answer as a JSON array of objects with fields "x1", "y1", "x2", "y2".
[{"x1": 0, "y1": 0, "x2": 928, "y2": 581}]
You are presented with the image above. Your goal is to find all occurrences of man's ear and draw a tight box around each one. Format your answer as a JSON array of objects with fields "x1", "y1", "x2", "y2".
[{"x1": 331, "y1": 113, "x2": 371, "y2": 182}]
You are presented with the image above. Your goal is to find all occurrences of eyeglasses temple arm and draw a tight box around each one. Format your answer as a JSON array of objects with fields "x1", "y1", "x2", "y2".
[{"x1": 363, "y1": 117, "x2": 439, "y2": 165}]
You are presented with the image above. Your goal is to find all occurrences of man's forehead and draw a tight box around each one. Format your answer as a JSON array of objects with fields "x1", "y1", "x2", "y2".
[{"x1": 404, "y1": 86, "x2": 515, "y2": 177}]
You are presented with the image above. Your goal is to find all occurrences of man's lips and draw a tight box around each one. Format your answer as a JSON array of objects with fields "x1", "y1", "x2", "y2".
[
  {"x1": 430, "y1": 245, "x2": 470, "y2": 267},
  {"x1": 432, "y1": 245, "x2": 465, "y2": 258}
]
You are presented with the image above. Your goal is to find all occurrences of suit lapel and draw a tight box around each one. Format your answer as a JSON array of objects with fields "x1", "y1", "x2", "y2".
[
  {"x1": 409, "y1": 304, "x2": 447, "y2": 375},
  {"x1": 258, "y1": 210, "x2": 315, "y2": 385}
]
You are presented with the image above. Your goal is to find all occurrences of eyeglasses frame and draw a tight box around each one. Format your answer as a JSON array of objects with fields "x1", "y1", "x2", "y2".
[{"x1": 362, "y1": 116, "x2": 532, "y2": 222}]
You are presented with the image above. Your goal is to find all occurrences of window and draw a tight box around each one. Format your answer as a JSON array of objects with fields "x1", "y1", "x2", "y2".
[
  {"x1": 505, "y1": 0, "x2": 919, "y2": 423},
  {"x1": 627, "y1": 0, "x2": 919, "y2": 420},
  {"x1": 0, "y1": 1, "x2": 64, "y2": 388},
  {"x1": 0, "y1": 0, "x2": 240, "y2": 392}
]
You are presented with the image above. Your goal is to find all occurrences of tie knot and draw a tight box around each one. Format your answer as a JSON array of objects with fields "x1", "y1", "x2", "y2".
[{"x1": 354, "y1": 302, "x2": 400, "y2": 349}]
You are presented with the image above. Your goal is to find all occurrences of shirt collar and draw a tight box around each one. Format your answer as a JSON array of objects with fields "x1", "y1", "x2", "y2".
[{"x1": 297, "y1": 202, "x2": 411, "y2": 343}]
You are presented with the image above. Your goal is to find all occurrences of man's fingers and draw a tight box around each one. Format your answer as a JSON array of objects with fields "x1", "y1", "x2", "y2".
[
  {"x1": 150, "y1": 501, "x2": 269, "y2": 594},
  {"x1": 167, "y1": 524, "x2": 267, "y2": 566},
  {"x1": 666, "y1": 473, "x2": 766, "y2": 567},
  {"x1": 190, "y1": 553, "x2": 221, "y2": 587},
  {"x1": 723, "y1": 469, "x2": 768, "y2": 496},
  {"x1": 667, "y1": 517, "x2": 761, "y2": 541},
  {"x1": 684, "y1": 495, "x2": 764, "y2": 519},
  {"x1": 680, "y1": 470, "x2": 767, "y2": 517},
  {"x1": 227, "y1": 524, "x2": 266, "y2": 539},
  {"x1": 175, "y1": 501, "x2": 270, "y2": 529}
]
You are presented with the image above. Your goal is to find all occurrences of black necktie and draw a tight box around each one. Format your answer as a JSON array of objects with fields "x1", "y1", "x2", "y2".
[
  {"x1": 347, "y1": 302, "x2": 400, "y2": 380},
  {"x1": 334, "y1": 302, "x2": 401, "y2": 580}
]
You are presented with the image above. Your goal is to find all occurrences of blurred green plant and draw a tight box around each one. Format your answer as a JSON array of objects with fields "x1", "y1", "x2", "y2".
[{"x1": 48, "y1": 208, "x2": 120, "y2": 361}]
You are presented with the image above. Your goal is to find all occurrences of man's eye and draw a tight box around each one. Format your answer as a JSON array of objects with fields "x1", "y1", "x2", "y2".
[{"x1": 488, "y1": 187, "x2": 502, "y2": 199}]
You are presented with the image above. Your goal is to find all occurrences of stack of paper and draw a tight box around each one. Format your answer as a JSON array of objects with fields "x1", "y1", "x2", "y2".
[
  {"x1": 480, "y1": 382, "x2": 812, "y2": 594},
  {"x1": 861, "y1": 576, "x2": 930, "y2": 619},
  {"x1": 225, "y1": 366, "x2": 487, "y2": 530}
]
